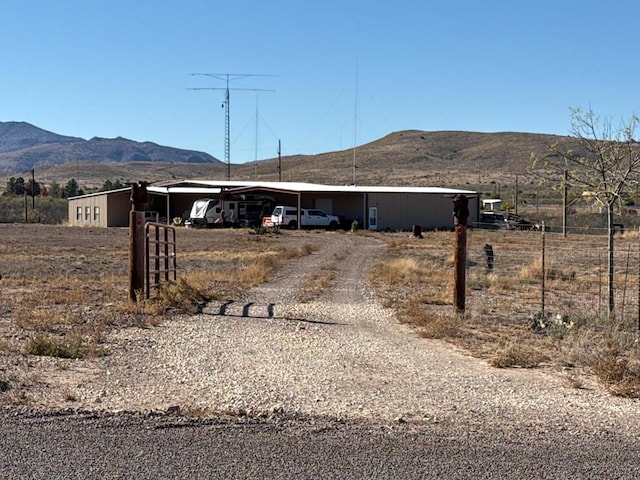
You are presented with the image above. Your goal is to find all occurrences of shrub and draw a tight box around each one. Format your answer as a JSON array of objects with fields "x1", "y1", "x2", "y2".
[
  {"x1": 590, "y1": 346, "x2": 640, "y2": 398},
  {"x1": 490, "y1": 343, "x2": 547, "y2": 368},
  {"x1": 156, "y1": 278, "x2": 207, "y2": 313},
  {"x1": 371, "y1": 258, "x2": 423, "y2": 285},
  {"x1": 0, "y1": 196, "x2": 68, "y2": 223},
  {"x1": 24, "y1": 333, "x2": 99, "y2": 359},
  {"x1": 401, "y1": 304, "x2": 459, "y2": 339}
]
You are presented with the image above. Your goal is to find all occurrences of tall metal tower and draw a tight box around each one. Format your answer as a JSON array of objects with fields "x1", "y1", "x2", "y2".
[{"x1": 189, "y1": 73, "x2": 275, "y2": 181}]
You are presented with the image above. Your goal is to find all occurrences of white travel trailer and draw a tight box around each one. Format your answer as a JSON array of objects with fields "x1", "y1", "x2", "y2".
[{"x1": 185, "y1": 198, "x2": 265, "y2": 228}]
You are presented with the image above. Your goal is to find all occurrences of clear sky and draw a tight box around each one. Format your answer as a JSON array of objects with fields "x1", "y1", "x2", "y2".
[{"x1": 3, "y1": 0, "x2": 639, "y2": 163}]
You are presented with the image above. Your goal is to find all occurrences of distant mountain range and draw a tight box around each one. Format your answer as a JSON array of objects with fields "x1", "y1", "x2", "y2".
[{"x1": 0, "y1": 121, "x2": 220, "y2": 175}]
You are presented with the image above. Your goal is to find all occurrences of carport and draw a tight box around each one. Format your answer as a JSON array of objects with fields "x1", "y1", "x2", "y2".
[
  {"x1": 219, "y1": 182, "x2": 367, "y2": 230},
  {"x1": 147, "y1": 181, "x2": 479, "y2": 231}
]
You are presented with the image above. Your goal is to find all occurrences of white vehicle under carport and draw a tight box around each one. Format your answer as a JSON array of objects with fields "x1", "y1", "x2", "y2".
[
  {"x1": 271, "y1": 206, "x2": 340, "y2": 230},
  {"x1": 185, "y1": 198, "x2": 264, "y2": 228}
]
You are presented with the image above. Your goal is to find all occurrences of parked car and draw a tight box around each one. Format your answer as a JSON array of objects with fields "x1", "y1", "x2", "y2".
[
  {"x1": 271, "y1": 206, "x2": 340, "y2": 229},
  {"x1": 475, "y1": 212, "x2": 509, "y2": 230}
]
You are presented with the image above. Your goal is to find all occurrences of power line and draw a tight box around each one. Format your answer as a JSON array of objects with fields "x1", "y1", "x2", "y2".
[{"x1": 189, "y1": 73, "x2": 276, "y2": 181}]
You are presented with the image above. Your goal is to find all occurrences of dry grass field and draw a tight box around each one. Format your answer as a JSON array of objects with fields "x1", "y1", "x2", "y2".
[
  {"x1": 0, "y1": 224, "x2": 319, "y2": 400},
  {"x1": 368, "y1": 228, "x2": 640, "y2": 397},
  {"x1": 1, "y1": 223, "x2": 640, "y2": 405}
]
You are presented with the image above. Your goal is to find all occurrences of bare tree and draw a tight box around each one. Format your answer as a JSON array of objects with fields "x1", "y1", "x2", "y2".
[{"x1": 534, "y1": 107, "x2": 640, "y2": 317}]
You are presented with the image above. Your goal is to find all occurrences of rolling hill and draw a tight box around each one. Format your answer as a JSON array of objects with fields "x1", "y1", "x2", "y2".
[
  {"x1": 233, "y1": 130, "x2": 577, "y2": 189},
  {"x1": 0, "y1": 122, "x2": 578, "y2": 190}
]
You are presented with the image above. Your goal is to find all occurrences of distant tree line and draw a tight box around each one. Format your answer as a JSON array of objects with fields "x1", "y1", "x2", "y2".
[
  {"x1": 100, "y1": 179, "x2": 126, "y2": 191},
  {"x1": 1, "y1": 177, "x2": 128, "y2": 224},
  {"x1": 4, "y1": 177, "x2": 127, "y2": 198},
  {"x1": 4, "y1": 177, "x2": 84, "y2": 198}
]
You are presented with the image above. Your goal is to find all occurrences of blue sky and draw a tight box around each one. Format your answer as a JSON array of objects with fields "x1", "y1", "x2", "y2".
[{"x1": 3, "y1": 0, "x2": 639, "y2": 163}]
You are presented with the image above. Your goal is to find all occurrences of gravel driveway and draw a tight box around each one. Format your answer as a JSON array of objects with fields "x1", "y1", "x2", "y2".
[{"x1": 9, "y1": 232, "x2": 640, "y2": 436}]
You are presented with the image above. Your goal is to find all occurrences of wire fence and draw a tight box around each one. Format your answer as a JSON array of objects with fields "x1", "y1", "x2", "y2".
[{"x1": 465, "y1": 226, "x2": 640, "y2": 331}]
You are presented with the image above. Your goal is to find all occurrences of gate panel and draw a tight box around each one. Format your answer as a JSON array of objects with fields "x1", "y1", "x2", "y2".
[{"x1": 145, "y1": 222, "x2": 177, "y2": 298}]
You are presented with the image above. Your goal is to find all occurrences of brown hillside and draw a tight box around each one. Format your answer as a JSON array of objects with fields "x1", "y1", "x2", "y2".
[
  {"x1": 233, "y1": 130, "x2": 576, "y2": 189},
  {"x1": 2, "y1": 130, "x2": 576, "y2": 191}
]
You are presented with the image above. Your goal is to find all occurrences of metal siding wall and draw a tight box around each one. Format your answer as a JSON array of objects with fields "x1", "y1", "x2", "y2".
[
  {"x1": 95, "y1": 195, "x2": 109, "y2": 227},
  {"x1": 308, "y1": 193, "x2": 364, "y2": 224},
  {"x1": 67, "y1": 199, "x2": 81, "y2": 227},
  {"x1": 429, "y1": 195, "x2": 453, "y2": 230},
  {"x1": 368, "y1": 193, "x2": 460, "y2": 231},
  {"x1": 67, "y1": 195, "x2": 108, "y2": 227},
  {"x1": 314, "y1": 198, "x2": 333, "y2": 214},
  {"x1": 108, "y1": 193, "x2": 131, "y2": 227},
  {"x1": 368, "y1": 193, "x2": 396, "y2": 230},
  {"x1": 332, "y1": 194, "x2": 365, "y2": 224}
]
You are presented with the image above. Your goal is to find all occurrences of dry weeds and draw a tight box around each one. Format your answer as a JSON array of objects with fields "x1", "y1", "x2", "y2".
[
  {"x1": 4, "y1": 224, "x2": 640, "y2": 400},
  {"x1": 0, "y1": 225, "x2": 319, "y2": 364},
  {"x1": 369, "y1": 229, "x2": 640, "y2": 397}
]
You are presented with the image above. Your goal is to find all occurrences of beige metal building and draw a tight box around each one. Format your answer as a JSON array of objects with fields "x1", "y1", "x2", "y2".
[
  {"x1": 67, "y1": 180, "x2": 478, "y2": 230},
  {"x1": 67, "y1": 188, "x2": 131, "y2": 228}
]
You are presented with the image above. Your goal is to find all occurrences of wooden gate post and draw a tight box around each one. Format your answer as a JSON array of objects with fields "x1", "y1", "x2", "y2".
[
  {"x1": 129, "y1": 210, "x2": 146, "y2": 301},
  {"x1": 128, "y1": 182, "x2": 149, "y2": 301},
  {"x1": 454, "y1": 225, "x2": 467, "y2": 313},
  {"x1": 453, "y1": 195, "x2": 469, "y2": 314}
]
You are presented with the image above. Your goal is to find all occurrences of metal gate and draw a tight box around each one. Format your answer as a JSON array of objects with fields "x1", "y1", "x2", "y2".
[{"x1": 145, "y1": 222, "x2": 177, "y2": 298}]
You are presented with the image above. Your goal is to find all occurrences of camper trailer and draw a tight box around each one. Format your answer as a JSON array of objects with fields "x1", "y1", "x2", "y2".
[{"x1": 185, "y1": 198, "x2": 266, "y2": 228}]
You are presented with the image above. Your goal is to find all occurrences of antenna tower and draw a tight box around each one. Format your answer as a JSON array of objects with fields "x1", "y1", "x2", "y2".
[{"x1": 189, "y1": 73, "x2": 276, "y2": 181}]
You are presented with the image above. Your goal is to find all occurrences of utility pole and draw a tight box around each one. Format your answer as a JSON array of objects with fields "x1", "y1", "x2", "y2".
[
  {"x1": 352, "y1": 63, "x2": 359, "y2": 185},
  {"x1": 277, "y1": 139, "x2": 282, "y2": 182},
  {"x1": 189, "y1": 73, "x2": 276, "y2": 181},
  {"x1": 514, "y1": 175, "x2": 518, "y2": 216},
  {"x1": 31, "y1": 168, "x2": 36, "y2": 211},
  {"x1": 254, "y1": 96, "x2": 259, "y2": 180},
  {"x1": 563, "y1": 169, "x2": 568, "y2": 237}
]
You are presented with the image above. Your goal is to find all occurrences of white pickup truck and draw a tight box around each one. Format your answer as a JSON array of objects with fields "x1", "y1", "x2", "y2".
[{"x1": 270, "y1": 206, "x2": 340, "y2": 229}]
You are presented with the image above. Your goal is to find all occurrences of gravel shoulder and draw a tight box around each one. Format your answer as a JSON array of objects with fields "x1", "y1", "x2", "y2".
[{"x1": 4, "y1": 231, "x2": 640, "y2": 435}]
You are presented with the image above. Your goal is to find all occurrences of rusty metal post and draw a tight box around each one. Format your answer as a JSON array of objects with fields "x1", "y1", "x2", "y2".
[
  {"x1": 454, "y1": 224, "x2": 467, "y2": 313},
  {"x1": 541, "y1": 221, "x2": 546, "y2": 319},
  {"x1": 453, "y1": 195, "x2": 469, "y2": 314},
  {"x1": 129, "y1": 210, "x2": 146, "y2": 301},
  {"x1": 128, "y1": 182, "x2": 149, "y2": 301}
]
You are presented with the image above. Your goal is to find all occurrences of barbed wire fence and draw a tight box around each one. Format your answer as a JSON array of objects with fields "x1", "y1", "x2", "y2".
[{"x1": 465, "y1": 226, "x2": 640, "y2": 332}]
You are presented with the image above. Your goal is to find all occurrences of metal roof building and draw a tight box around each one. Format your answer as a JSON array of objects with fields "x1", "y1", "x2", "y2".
[{"x1": 68, "y1": 180, "x2": 478, "y2": 231}]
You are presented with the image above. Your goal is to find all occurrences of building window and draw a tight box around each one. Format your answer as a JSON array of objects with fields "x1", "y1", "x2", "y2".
[
  {"x1": 94, "y1": 206, "x2": 100, "y2": 222},
  {"x1": 85, "y1": 206, "x2": 90, "y2": 221},
  {"x1": 76, "y1": 206, "x2": 82, "y2": 221}
]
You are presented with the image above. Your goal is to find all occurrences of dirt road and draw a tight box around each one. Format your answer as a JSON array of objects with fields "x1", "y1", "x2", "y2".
[{"x1": 0, "y1": 229, "x2": 636, "y2": 436}]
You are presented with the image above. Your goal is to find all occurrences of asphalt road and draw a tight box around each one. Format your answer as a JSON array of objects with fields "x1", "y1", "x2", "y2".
[{"x1": 1, "y1": 410, "x2": 639, "y2": 480}]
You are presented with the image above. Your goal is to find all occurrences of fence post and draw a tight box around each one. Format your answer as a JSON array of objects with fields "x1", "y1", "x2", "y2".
[
  {"x1": 541, "y1": 221, "x2": 546, "y2": 319},
  {"x1": 637, "y1": 227, "x2": 640, "y2": 334},
  {"x1": 454, "y1": 224, "x2": 467, "y2": 313},
  {"x1": 598, "y1": 252, "x2": 602, "y2": 318},
  {"x1": 128, "y1": 182, "x2": 149, "y2": 302},
  {"x1": 622, "y1": 245, "x2": 631, "y2": 323},
  {"x1": 562, "y1": 169, "x2": 568, "y2": 238},
  {"x1": 129, "y1": 210, "x2": 146, "y2": 301},
  {"x1": 453, "y1": 195, "x2": 469, "y2": 314}
]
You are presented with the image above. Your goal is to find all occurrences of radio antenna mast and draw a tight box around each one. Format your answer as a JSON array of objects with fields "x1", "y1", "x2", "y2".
[{"x1": 189, "y1": 73, "x2": 276, "y2": 181}]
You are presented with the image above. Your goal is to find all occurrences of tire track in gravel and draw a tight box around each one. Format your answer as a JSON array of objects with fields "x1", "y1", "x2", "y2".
[{"x1": 201, "y1": 232, "x2": 380, "y2": 319}]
